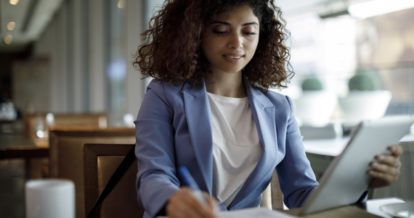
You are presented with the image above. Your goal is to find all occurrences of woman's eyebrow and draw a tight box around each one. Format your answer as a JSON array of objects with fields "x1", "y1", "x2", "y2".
[
  {"x1": 210, "y1": 20, "x2": 259, "y2": 26},
  {"x1": 210, "y1": 20, "x2": 230, "y2": 25},
  {"x1": 242, "y1": 22, "x2": 259, "y2": 27}
]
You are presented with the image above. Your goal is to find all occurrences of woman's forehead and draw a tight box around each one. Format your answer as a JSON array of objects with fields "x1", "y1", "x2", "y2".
[{"x1": 210, "y1": 3, "x2": 256, "y2": 20}]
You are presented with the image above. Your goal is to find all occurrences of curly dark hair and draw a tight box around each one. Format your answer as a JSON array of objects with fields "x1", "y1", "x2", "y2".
[{"x1": 134, "y1": 0, "x2": 294, "y2": 89}]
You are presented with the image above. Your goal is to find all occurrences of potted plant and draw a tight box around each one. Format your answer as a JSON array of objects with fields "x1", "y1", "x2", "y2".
[
  {"x1": 301, "y1": 76, "x2": 325, "y2": 91},
  {"x1": 348, "y1": 70, "x2": 382, "y2": 91},
  {"x1": 294, "y1": 75, "x2": 338, "y2": 127},
  {"x1": 339, "y1": 69, "x2": 392, "y2": 126}
]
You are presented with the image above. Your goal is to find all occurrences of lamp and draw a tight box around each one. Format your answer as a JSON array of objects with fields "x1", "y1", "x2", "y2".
[{"x1": 348, "y1": 0, "x2": 414, "y2": 19}]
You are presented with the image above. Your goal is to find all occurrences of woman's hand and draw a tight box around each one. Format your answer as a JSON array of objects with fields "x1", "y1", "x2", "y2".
[
  {"x1": 368, "y1": 144, "x2": 403, "y2": 188},
  {"x1": 166, "y1": 188, "x2": 218, "y2": 218}
]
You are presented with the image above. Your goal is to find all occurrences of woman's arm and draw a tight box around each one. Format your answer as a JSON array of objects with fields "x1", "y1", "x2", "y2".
[
  {"x1": 135, "y1": 81, "x2": 218, "y2": 218},
  {"x1": 275, "y1": 96, "x2": 319, "y2": 208},
  {"x1": 135, "y1": 81, "x2": 180, "y2": 216}
]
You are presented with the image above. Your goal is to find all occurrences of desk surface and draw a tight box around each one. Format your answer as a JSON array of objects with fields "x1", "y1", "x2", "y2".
[
  {"x1": 0, "y1": 134, "x2": 48, "y2": 159},
  {"x1": 214, "y1": 205, "x2": 381, "y2": 218},
  {"x1": 295, "y1": 206, "x2": 378, "y2": 218},
  {"x1": 217, "y1": 198, "x2": 404, "y2": 218},
  {"x1": 303, "y1": 137, "x2": 349, "y2": 156},
  {"x1": 304, "y1": 133, "x2": 414, "y2": 157}
]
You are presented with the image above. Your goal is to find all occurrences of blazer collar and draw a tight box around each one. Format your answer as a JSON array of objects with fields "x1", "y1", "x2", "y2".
[
  {"x1": 182, "y1": 81, "x2": 213, "y2": 193},
  {"x1": 229, "y1": 80, "x2": 279, "y2": 208},
  {"x1": 181, "y1": 79, "x2": 279, "y2": 202}
]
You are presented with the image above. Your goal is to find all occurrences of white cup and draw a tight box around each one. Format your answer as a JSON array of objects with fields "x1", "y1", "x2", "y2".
[{"x1": 25, "y1": 179, "x2": 75, "y2": 218}]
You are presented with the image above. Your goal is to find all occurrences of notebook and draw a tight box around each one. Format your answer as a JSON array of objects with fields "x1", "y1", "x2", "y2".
[{"x1": 297, "y1": 115, "x2": 414, "y2": 215}]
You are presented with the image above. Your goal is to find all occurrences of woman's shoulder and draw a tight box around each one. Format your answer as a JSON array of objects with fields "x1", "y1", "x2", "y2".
[
  {"x1": 249, "y1": 85, "x2": 294, "y2": 116},
  {"x1": 251, "y1": 85, "x2": 292, "y2": 104},
  {"x1": 147, "y1": 79, "x2": 183, "y2": 93}
]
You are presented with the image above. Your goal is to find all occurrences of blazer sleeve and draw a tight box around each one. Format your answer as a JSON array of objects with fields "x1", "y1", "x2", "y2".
[
  {"x1": 134, "y1": 81, "x2": 180, "y2": 217},
  {"x1": 276, "y1": 96, "x2": 319, "y2": 208}
]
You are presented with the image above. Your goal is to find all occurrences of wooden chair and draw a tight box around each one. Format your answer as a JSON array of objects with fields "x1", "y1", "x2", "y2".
[
  {"x1": 24, "y1": 112, "x2": 108, "y2": 147},
  {"x1": 260, "y1": 171, "x2": 284, "y2": 210},
  {"x1": 48, "y1": 127, "x2": 135, "y2": 218},
  {"x1": 82, "y1": 143, "x2": 282, "y2": 217},
  {"x1": 84, "y1": 143, "x2": 143, "y2": 218},
  {"x1": 21, "y1": 113, "x2": 108, "y2": 179}
]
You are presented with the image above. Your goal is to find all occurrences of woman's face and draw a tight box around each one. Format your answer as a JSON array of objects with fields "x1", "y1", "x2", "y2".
[{"x1": 201, "y1": 4, "x2": 260, "y2": 76}]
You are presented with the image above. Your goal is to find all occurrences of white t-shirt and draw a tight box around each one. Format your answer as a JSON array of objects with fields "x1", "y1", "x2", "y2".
[{"x1": 207, "y1": 92, "x2": 261, "y2": 206}]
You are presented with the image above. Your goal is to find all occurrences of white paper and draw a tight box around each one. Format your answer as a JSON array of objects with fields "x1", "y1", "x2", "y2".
[
  {"x1": 219, "y1": 208, "x2": 294, "y2": 218},
  {"x1": 25, "y1": 179, "x2": 75, "y2": 218},
  {"x1": 157, "y1": 208, "x2": 294, "y2": 218}
]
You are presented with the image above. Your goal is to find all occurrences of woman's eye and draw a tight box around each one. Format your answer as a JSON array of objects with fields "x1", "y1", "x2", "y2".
[
  {"x1": 211, "y1": 24, "x2": 230, "y2": 34},
  {"x1": 243, "y1": 32, "x2": 257, "y2": 35},
  {"x1": 212, "y1": 30, "x2": 228, "y2": 35},
  {"x1": 212, "y1": 27, "x2": 229, "y2": 35},
  {"x1": 243, "y1": 27, "x2": 258, "y2": 36}
]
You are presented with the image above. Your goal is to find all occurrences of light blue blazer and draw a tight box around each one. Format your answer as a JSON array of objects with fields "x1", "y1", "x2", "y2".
[{"x1": 135, "y1": 79, "x2": 318, "y2": 218}]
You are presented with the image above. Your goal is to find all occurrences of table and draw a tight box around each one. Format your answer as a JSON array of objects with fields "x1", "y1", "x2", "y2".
[
  {"x1": 0, "y1": 134, "x2": 49, "y2": 159},
  {"x1": 296, "y1": 198, "x2": 406, "y2": 218},
  {"x1": 159, "y1": 205, "x2": 379, "y2": 218},
  {"x1": 216, "y1": 199, "x2": 400, "y2": 218},
  {"x1": 0, "y1": 133, "x2": 49, "y2": 179},
  {"x1": 366, "y1": 197, "x2": 405, "y2": 218},
  {"x1": 302, "y1": 137, "x2": 348, "y2": 179},
  {"x1": 293, "y1": 205, "x2": 378, "y2": 217},
  {"x1": 303, "y1": 137, "x2": 349, "y2": 156}
]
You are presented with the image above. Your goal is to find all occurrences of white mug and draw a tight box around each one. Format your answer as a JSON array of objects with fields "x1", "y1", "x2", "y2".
[{"x1": 25, "y1": 179, "x2": 75, "y2": 218}]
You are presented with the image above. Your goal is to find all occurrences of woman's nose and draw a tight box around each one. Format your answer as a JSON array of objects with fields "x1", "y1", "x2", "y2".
[{"x1": 227, "y1": 33, "x2": 242, "y2": 49}]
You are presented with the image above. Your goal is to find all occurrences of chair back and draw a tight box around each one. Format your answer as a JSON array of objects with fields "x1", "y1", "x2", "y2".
[
  {"x1": 49, "y1": 127, "x2": 135, "y2": 218},
  {"x1": 24, "y1": 112, "x2": 108, "y2": 147},
  {"x1": 84, "y1": 143, "x2": 143, "y2": 218},
  {"x1": 260, "y1": 171, "x2": 284, "y2": 210}
]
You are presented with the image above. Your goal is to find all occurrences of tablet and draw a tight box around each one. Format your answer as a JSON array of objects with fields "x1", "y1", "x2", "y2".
[{"x1": 299, "y1": 115, "x2": 414, "y2": 215}]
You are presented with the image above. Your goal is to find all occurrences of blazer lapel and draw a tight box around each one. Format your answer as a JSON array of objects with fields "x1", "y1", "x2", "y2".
[
  {"x1": 180, "y1": 80, "x2": 279, "y2": 205},
  {"x1": 182, "y1": 82, "x2": 213, "y2": 193},
  {"x1": 229, "y1": 81, "x2": 279, "y2": 208}
]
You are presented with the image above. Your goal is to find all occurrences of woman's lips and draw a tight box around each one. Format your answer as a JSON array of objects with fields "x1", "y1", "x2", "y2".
[{"x1": 223, "y1": 54, "x2": 245, "y2": 62}]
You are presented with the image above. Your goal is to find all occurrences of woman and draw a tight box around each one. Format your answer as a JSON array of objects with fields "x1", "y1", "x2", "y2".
[{"x1": 133, "y1": 0, "x2": 402, "y2": 217}]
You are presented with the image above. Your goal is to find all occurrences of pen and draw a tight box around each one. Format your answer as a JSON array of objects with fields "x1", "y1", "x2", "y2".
[{"x1": 178, "y1": 166, "x2": 207, "y2": 204}]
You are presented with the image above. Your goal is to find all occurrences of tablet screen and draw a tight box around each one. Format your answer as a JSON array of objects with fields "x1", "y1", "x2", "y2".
[{"x1": 300, "y1": 116, "x2": 414, "y2": 215}]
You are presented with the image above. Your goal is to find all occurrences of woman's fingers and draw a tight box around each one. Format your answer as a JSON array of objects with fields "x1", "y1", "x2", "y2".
[
  {"x1": 368, "y1": 144, "x2": 403, "y2": 188},
  {"x1": 167, "y1": 188, "x2": 218, "y2": 218},
  {"x1": 372, "y1": 154, "x2": 401, "y2": 170},
  {"x1": 387, "y1": 144, "x2": 404, "y2": 157},
  {"x1": 204, "y1": 192, "x2": 219, "y2": 213},
  {"x1": 368, "y1": 164, "x2": 399, "y2": 183}
]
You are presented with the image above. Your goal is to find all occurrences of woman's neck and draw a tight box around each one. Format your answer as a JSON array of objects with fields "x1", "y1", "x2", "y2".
[{"x1": 206, "y1": 72, "x2": 246, "y2": 98}]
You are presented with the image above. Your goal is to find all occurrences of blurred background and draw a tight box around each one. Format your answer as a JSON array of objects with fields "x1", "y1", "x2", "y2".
[
  {"x1": 0, "y1": 0, "x2": 414, "y2": 125},
  {"x1": 1, "y1": 0, "x2": 414, "y2": 217}
]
